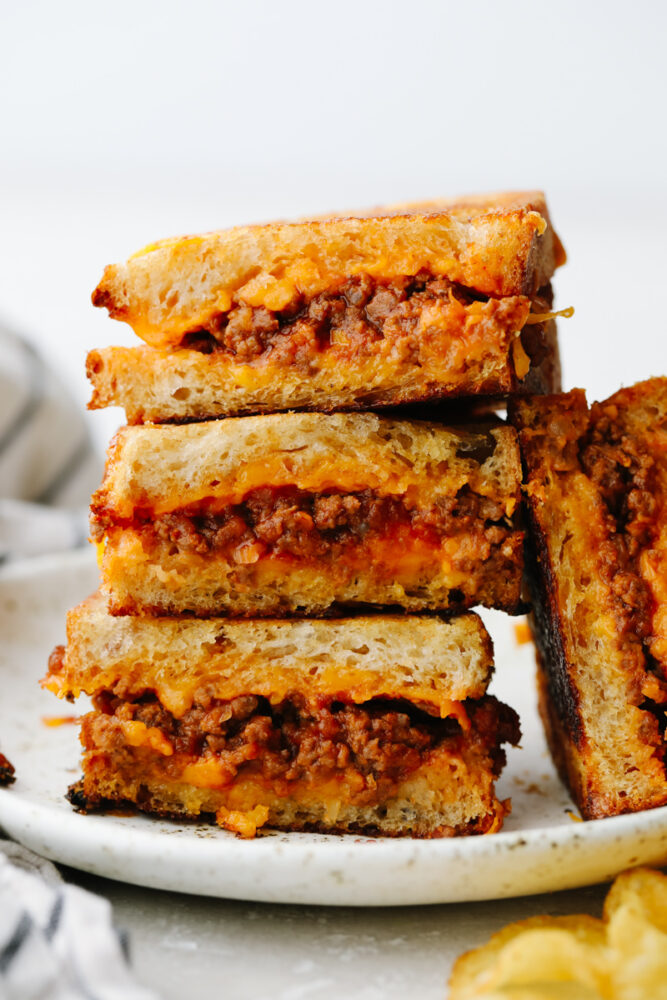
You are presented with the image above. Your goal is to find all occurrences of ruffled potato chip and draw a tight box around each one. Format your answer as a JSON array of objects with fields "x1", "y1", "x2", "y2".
[{"x1": 449, "y1": 868, "x2": 667, "y2": 999}]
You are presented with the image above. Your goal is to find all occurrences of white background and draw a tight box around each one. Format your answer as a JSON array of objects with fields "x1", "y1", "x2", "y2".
[{"x1": 1, "y1": 0, "x2": 666, "y2": 448}]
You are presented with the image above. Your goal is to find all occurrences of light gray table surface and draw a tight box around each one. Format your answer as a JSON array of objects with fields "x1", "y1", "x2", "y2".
[{"x1": 59, "y1": 865, "x2": 615, "y2": 1000}]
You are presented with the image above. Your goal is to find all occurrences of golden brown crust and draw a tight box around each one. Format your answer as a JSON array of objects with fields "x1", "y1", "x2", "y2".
[
  {"x1": 91, "y1": 192, "x2": 563, "y2": 348},
  {"x1": 511, "y1": 380, "x2": 667, "y2": 818}
]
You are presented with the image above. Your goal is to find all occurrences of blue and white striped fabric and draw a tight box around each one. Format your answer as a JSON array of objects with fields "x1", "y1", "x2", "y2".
[
  {"x1": 0, "y1": 842, "x2": 157, "y2": 999},
  {"x1": 0, "y1": 325, "x2": 101, "y2": 563}
]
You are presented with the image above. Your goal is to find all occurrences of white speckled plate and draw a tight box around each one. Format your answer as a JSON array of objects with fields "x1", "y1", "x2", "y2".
[{"x1": 1, "y1": 549, "x2": 667, "y2": 906}]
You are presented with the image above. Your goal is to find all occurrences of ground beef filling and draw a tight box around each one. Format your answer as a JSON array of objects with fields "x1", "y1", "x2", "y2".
[
  {"x1": 179, "y1": 272, "x2": 541, "y2": 369},
  {"x1": 128, "y1": 485, "x2": 517, "y2": 565},
  {"x1": 579, "y1": 410, "x2": 659, "y2": 645},
  {"x1": 92, "y1": 692, "x2": 520, "y2": 794}
]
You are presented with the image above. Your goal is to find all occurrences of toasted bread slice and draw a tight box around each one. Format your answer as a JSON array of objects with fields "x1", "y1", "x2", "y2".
[
  {"x1": 86, "y1": 314, "x2": 561, "y2": 423},
  {"x1": 511, "y1": 379, "x2": 667, "y2": 819},
  {"x1": 93, "y1": 412, "x2": 521, "y2": 516},
  {"x1": 91, "y1": 192, "x2": 564, "y2": 349},
  {"x1": 45, "y1": 600, "x2": 520, "y2": 838},
  {"x1": 45, "y1": 594, "x2": 494, "y2": 714},
  {"x1": 91, "y1": 412, "x2": 524, "y2": 617}
]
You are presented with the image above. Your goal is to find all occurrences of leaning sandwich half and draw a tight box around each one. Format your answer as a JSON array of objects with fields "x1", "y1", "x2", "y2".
[
  {"x1": 44, "y1": 596, "x2": 520, "y2": 838},
  {"x1": 511, "y1": 378, "x2": 667, "y2": 819},
  {"x1": 88, "y1": 192, "x2": 565, "y2": 422},
  {"x1": 91, "y1": 411, "x2": 524, "y2": 617}
]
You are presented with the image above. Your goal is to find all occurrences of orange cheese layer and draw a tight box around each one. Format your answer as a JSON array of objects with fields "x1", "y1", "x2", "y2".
[
  {"x1": 96, "y1": 463, "x2": 515, "y2": 519},
  {"x1": 101, "y1": 527, "x2": 507, "y2": 587},
  {"x1": 45, "y1": 653, "x2": 474, "y2": 722}
]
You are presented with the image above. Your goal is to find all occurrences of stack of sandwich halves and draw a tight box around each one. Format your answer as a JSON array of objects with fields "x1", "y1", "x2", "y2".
[{"x1": 45, "y1": 192, "x2": 566, "y2": 838}]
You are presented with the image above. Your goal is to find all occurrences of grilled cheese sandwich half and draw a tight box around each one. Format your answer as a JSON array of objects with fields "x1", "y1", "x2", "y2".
[
  {"x1": 89, "y1": 193, "x2": 565, "y2": 421},
  {"x1": 511, "y1": 378, "x2": 667, "y2": 819},
  {"x1": 91, "y1": 412, "x2": 524, "y2": 617},
  {"x1": 45, "y1": 596, "x2": 520, "y2": 838}
]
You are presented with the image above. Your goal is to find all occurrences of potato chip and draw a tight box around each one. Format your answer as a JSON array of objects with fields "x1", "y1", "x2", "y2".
[{"x1": 449, "y1": 868, "x2": 667, "y2": 999}]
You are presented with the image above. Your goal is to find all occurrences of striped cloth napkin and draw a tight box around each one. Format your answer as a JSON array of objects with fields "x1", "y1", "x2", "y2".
[
  {"x1": 0, "y1": 324, "x2": 100, "y2": 563},
  {"x1": 0, "y1": 842, "x2": 157, "y2": 999},
  {"x1": 0, "y1": 327, "x2": 156, "y2": 997}
]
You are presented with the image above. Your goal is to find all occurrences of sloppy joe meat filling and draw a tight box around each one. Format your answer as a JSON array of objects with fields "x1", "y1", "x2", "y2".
[
  {"x1": 94, "y1": 485, "x2": 518, "y2": 564},
  {"x1": 178, "y1": 272, "x2": 551, "y2": 368},
  {"x1": 579, "y1": 407, "x2": 662, "y2": 653},
  {"x1": 88, "y1": 691, "x2": 520, "y2": 796}
]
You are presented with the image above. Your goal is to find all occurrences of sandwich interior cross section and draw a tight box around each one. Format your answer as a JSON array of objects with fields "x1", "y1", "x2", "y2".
[
  {"x1": 87, "y1": 191, "x2": 565, "y2": 423},
  {"x1": 91, "y1": 413, "x2": 525, "y2": 619},
  {"x1": 44, "y1": 602, "x2": 520, "y2": 838}
]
